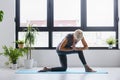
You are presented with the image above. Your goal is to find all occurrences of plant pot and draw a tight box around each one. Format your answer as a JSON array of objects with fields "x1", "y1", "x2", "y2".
[
  {"x1": 108, "y1": 45, "x2": 113, "y2": 49},
  {"x1": 12, "y1": 64, "x2": 17, "y2": 70},
  {"x1": 18, "y1": 44, "x2": 24, "y2": 48},
  {"x1": 24, "y1": 59, "x2": 34, "y2": 69}
]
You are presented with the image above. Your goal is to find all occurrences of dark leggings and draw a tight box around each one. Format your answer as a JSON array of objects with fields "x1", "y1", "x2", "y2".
[{"x1": 51, "y1": 50, "x2": 87, "y2": 71}]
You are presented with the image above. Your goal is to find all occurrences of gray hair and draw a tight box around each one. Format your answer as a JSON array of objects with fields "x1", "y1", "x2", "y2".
[{"x1": 73, "y1": 29, "x2": 83, "y2": 41}]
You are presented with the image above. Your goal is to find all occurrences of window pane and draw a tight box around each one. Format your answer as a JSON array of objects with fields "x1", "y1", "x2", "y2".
[
  {"x1": 84, "y1": 32, "x2": 116, "y2": 47},
  {"x1": 87, "y1": 0, "x2": 114, "y2": 26},
  {"x1": 52, "y1": 31, "x2": 116, "y2": 47},
  {"x1": 54, "y1": 0, "x2": 81, "y2": 27},
  {"x1": 18, "y1": 32, "x2": 48, "y2": 47},
  {"x1": 20, "y1": 0, "x2": 47, "y2": 27}
]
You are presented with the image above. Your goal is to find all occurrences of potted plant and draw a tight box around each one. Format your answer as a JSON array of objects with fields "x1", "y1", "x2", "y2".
[
  {"x1": 0, "y1": 10, "x2": 4, "y2": 22},
  {"x1": 15, "y1": 40, "x2": 25, "y2": 48},
  {"x1": 24, "y1": 24, "x2": 38, "y2": 69},
  {"x1": 1, "y1": 46, "x2": 25, "y2": 69},
  {"x1": 106, "y1": 37, "x2": 117, "y2": 49}
]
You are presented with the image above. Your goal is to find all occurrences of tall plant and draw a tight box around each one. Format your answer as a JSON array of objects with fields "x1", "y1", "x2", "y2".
[
  {"x1": 25, "y1": 24, "x2": 38, "y2": 59},
  {"x1": 0, "y1": 10, "x2": 4, "y2": 22}
]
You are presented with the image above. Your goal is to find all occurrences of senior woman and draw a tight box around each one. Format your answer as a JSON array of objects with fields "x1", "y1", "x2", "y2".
[{"x1": 38, "y1": 29, "x2": 95, "y2": 72}]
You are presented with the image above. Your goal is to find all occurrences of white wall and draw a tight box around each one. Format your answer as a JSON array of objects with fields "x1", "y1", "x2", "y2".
[
  {"x1": 0, "y1": 0, "x2": 120, "y2": 68},
  {"x1": 0, "y1": 0, "x2": 15, "y2": 47},
  {"x1": 0, "y1": 0, "x2": 15, "y2": 67},
  {"x1": 31, "y1": 50, "x2": 120, "y2": 67}
]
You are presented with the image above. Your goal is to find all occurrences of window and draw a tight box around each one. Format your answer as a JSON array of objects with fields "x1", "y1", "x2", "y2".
[
  {"x1": 87, "y1": 0, "x2": 114, "y2": 26},
  {"x1": 16, "y1": 0, "x2": 118, "y2": 49},
  {"x1": 53, "y1": 31, "x2": 116, "y2": 47},
  {"x1": 54, "y1": 0, "x2": 81, "y2": 27},
  {"x1": 20, "y1": 0, "x2": 47, "y2": 27},
  {"x1": 18, "y1": 32, "x2": 48, "y2": 47}
]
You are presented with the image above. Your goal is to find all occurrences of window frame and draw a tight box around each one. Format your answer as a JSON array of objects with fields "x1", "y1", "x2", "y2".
[{"x1": 16, "y1": 0, "x2": 119, "y2": 49}]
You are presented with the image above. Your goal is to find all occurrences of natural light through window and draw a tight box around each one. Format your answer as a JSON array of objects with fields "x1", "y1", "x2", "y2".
[
  {"x1": 87, "y1": 0, "x2": 114, "y2": 26},
  {"x1": 20, "y1": 0, "x2": 47, "y2": 27},
  {"x1": 18, "y1": 32, "x2": 48, "y2": 47},
  {"x1": 17, "y1": 0, "x2": 118, "y2": 49},
  {"x1": 54, "y1": 0, "x2": 81, "y2": 27},
  {"x1": 53, "y1": 32, "x2": 116, "y2": 47}
]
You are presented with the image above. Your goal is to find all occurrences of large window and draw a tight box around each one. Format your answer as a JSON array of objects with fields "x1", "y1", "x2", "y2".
[{"x1": 16, "y1": 0, "x2": 118, "y2": 49}]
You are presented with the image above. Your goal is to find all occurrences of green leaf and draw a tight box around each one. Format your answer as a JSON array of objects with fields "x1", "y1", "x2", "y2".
[{"x1": 0, "y1": 10, "x2": 4, "y2": 22}]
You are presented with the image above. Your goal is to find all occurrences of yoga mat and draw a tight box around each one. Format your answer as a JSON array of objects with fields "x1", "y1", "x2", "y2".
[{"x1": 16, "y1": 69, "x2": 108, "y2": 74}]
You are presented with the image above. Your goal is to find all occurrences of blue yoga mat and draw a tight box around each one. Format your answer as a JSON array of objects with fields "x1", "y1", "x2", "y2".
[{"x1": 16, "y1": 69, "x2": 108, "y2": 74}]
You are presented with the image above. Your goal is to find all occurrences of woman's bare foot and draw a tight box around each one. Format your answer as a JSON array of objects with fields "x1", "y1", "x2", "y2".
[
  {"x1": 38, "y1": 67, "x2": 50, "y2": 72},
  {"x1": 84, "y1": 65, "x2": 96, "y2": 72}
]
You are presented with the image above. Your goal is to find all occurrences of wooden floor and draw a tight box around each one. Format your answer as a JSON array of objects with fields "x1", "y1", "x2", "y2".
[{"x1": 0, "y1": 67, "x2": 120, "y2": 80}]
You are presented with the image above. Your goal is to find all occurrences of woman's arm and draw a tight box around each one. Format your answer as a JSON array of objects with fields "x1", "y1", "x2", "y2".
[{"x1": 74, "y1": 37, "x2": 88, "y2": 51}]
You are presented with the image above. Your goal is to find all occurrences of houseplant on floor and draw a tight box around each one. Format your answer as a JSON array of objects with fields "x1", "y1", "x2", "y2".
[
  {"x1": 24, "y1": 24, "x2": 38, "y2": 69},
  {"x1": 0, "y1": 46, "x2": 25, "y2": 69}
]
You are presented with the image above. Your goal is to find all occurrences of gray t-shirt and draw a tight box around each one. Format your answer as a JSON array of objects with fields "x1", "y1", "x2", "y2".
[{"x1": 56, "y1": 34, "x2": 74, "y2": 51}]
